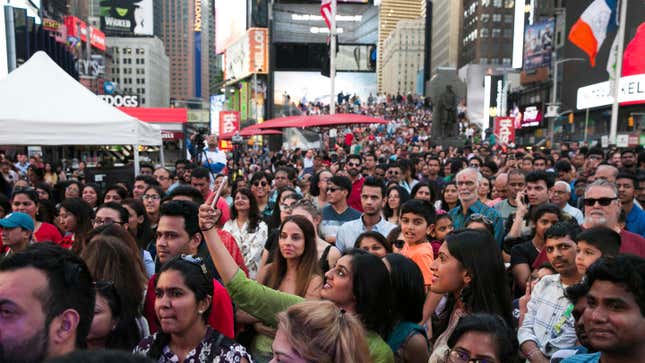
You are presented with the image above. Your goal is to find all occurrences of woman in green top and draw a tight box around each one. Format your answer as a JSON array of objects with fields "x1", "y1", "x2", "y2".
[{"x1": 199, "y1": 195, "x2": 395, "y2": 363}]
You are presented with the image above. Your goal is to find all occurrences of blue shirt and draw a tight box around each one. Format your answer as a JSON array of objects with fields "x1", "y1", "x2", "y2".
[
  {"x1": 561, "y1": 352, "x2": 600, "y2": 363},
  {"x1": 320, "y1": 206, "x2": 361, "y2": 241},
  {"x1": 335, "y1": 216, "x2": 397, "y2": 253},
  {"x1": 626, "y1": 204, "x2": 645, "y2": 238},
  {"x1": 449, "y1": 199, "x2": 504, "y2": 246}
]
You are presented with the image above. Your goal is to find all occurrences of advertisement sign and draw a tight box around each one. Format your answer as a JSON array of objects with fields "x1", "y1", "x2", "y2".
[
  {"x1": 64, "y1": 15, "x2": 87, "y2": 41},
  {"x1": 99, "y1": 95, "x2": 139, "y2": 107},
  {"x1": 77, "y1": 54, "x2": 106, "y2": 78},
  {"x1": 194, "y1": 0, "x2": 203, "y2": 97},
  {"x1": 523, "y1": 20, "x2": 554, "y2": 71},
  {"x1": 219, "y1": 111, "x2": 240, "y2": 150},
  {"x1": 215, "y1": 0, "x2": 247, "y2": 54},
  {"x1": 576, "y1": 73, "x2": 645, "y2": 109},
  {"x1": 224, "y1": 28, "x2": 269, "y2": 81},
  {"x1": 100, "y1": 0, "x2": 153, "y2": 35},
  {"x1": 283, "y1": 128, "x2": 322, "y2": 150},
  {"x1": 210, "y1": 94, "x2": 226, "y2": 133},
  {"x1": 494, "y1": 117, "x2": 515, "y2": 146},
  {"x1": 563, "y1": 1, "x2": 645, "y2": 111},
  {"x1": 521, "y1": 105, "x2": 543, "y2": 127},
  {"x1": 43, "y1": 18, "x2": 60, "y2": 31},
  {"x1": 90, "y1": 27, "x2": 106, "y2": 51}
]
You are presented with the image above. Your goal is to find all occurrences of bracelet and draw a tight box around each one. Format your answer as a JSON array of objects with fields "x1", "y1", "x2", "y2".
[{"x1": 200, "y1": 224, "x2": 216, "y2": 232}]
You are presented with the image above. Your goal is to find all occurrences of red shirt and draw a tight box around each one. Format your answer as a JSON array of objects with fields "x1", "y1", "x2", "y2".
[
  {"x1": 143, "y1": 275, "x2": 235, "y2": 339},
  {"x1": 34, "y1": 222, "x2": 63, "y2": 245},
  {"x1": 348, "y1": 176, "x2": 365, "y2": 212}
]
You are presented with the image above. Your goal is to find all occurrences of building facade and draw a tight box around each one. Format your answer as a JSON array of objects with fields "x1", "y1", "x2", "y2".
[
  {"x1": 381, "y1": 17, "x2": 425, "y2": 95},
  {"x1": 107, "y1": 36, "x2": 170, "y2": 107},
  {"x1": 154, "y1": 0, "x2": 211, "y2": 102},
  {"x1": 376, "y1": 0, "x2": 425, "y2": 92},
  {"x1": 459, "y1": 0, "x2": 515, "y2": 68},
  {"x1": 431, "y1": 0, "x2": 462, "y2": 76}
]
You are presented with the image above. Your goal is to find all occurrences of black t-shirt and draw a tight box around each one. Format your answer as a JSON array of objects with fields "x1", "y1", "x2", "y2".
[{"x1": 510, "y1": 240, "x2": 539, "y2": 269}]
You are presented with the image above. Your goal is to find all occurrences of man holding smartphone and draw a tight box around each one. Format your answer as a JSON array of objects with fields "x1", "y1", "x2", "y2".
[{"x1": 505, "y1": 170, "x2": 554, "y2": 241}]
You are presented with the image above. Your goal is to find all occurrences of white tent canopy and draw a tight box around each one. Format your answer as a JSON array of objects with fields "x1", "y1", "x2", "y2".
[{"x1": 0, "y1": 51, "x2": 162, "y2": 146}]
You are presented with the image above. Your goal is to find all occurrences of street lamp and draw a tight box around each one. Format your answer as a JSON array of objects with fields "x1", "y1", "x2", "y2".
[{"x1": 547, "y1": 57, "x2": 585, "y2": 146}]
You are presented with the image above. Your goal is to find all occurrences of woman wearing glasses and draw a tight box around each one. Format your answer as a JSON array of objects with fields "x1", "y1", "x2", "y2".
[
  {"x1": 250, "y1": 172, "x2": 273, "y2": 218},
  {"x1": 134, "y1": 256, "x2": 252, "y2": 362},
  {"x1": 223, "y1": 188, "x2": 268, "y2": 279},
  {"x1": 444, "y1": 314, "x2": 518, "y2": 363},
  {"x1": 11, "y1": 187, "x2": 62, "y2": 244},
  {"x1": 199, "y1": 195, "x2": 395, "y2": 363},
  {"x1": 428, "y1": 229, "x2": 512, "y2": 363},
  {"x1": 143, "y1": 186, "x2": 165, "y2": 230}
]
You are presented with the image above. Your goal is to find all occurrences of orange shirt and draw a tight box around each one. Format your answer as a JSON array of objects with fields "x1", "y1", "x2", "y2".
[{"x1": 401, "y1": 242, "x2": 434, "y2": 286}]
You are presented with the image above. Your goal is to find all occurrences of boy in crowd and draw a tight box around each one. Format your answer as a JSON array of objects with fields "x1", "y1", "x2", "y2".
[
  {"x1": 399, "y1": 199, "x2": 436, "y2": 289},
  {"x1": 574, "y1": 227, "x2": 621, "y2": 275}
]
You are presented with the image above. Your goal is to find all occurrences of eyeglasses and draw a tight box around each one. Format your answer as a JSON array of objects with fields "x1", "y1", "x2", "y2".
[
  {"x1": 94, "y1": 217, "x2": 124, "y2": 226},
  {"x1": 143, "y1": 194, "x2": 161, "y2": 201},
  {"x1": 327, "y1": 187, "x2": 341, "y2": 193},
  {"x1": 584, "y1": 197, "x2": 617, "y2": 207},
  {"x1": 467, "y1": 213, "x2": 493, "y2": 225},
  {"x1": 253, "y1": 181, "x2": 268, "y2": 187},
  {"x1": 393, "y1": 239, "x2": 405, "y2": 249},
  {"x1": 180, "y1": 254, "x2": 209, "y2": 277},
  {"x1": 347, "y1": 162, "x2": 361, "y2": 167},
  {"x1": 280, "y1": 203, "x2": 294, "y2": 212},
  {"x1": 387, "y1": 170, "x2": 400, "y2": 175},
  {"x1": 446, "y1": 348, "x2": 496, "y2": 363}
]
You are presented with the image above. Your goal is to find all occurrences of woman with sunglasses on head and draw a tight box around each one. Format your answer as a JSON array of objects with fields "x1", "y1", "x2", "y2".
[
  {"x1": 223, "y1": 187, "x2": 268, "y2": 279},
  {"x1": 58, "y1": 197, "x2": 94, "y2": 252},
  {"x1": 11, "y1": 187, "x2": 63, "y2": 244},
  {"x1": 143, "y1": 186, "x2": 165, "y2": 230},
  {"x1": 83, "y1": 236, "x2": 149, "y2": 351},
  {"x1": 428, "y1": 229, "x2": 512, "y2": 363},
  {"x1": 444, "y1": 313, "x2": 519, "y2": 363},
  {"x1": 134, "y1": 256, "x2": 252, "y2": 363},
  {"x1": 199, "y1": 193, "x2": 395, "y2": 363},
  {"x1": 248, "y1": 215, "x2": 323, "y2": 362}
]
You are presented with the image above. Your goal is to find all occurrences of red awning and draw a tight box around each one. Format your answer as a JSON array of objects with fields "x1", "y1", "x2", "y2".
[
  {"x1": 252, "y1": 113, "x2": 387, "y2": 130},
  {"x1": 117, "y1": 107, "x2": 188, "y2": 123}
]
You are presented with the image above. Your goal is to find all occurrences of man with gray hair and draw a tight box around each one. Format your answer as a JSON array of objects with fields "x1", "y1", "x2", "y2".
[
  {"x1": 449, "y1": 168, "x2": 504, "y2": 246},
  {"x1": 582, "y1": 179, "x2": 645, "y2": 257},
  {"x1": 593, "y1": 164, "x2": 619, "y2": 184},
  {"x1": 549, "y1": 180, "x2": 584, "y2": 224}
]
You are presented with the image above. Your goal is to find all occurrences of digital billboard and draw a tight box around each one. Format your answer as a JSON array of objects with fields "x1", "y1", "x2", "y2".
[
  {"x1": 523, "y1": 20, "x2": 553, "y2": 71},
  {"x1": 99, "y1": 0, "x2": 153, "y2": 35},
  {"x1": 562, "y1": 1, "x2": 645, "y2": 110},
  {"x1": 215, "y1": 0, "x2": 247, "y2": 54}
]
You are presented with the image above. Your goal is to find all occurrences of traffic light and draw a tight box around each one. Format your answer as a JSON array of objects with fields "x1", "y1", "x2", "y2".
[
  {"x1": 568, "y1": 113, "x2": 574, "y2": 124},
  {"x1": 628, "y1": 116, "x2": 634, "y2": 127}
]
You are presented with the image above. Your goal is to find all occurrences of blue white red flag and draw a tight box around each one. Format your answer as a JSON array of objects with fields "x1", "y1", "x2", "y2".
[{"x1": 568, "y1": 0, "x2": 618, "y2": 67}]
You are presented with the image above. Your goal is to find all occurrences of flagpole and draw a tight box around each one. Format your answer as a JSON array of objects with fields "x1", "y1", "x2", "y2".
[
  {"x1": 330, "y1": 0, "x2": 336, "y2": 115},
  {"x1": 609, "y1": 0, "x2": 627, "y2": 145}
]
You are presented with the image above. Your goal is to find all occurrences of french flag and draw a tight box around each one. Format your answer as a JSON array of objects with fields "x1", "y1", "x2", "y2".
[{"x1": 568, "y1": 0, "x2": 618, "y2": 67}]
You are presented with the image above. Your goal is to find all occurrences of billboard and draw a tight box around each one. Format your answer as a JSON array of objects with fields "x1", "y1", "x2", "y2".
[
  {"x1": 100, "y1": 0, "x2": 153, "y2": 35},
  {"x1": 215, "y1": 0, "x2": 247, "y2": 54},
  {"x1": 563, "y1": 1, "x2": 645, "y2": 110},
  {"x1": 194, "y1": 0, "x2": 202, "y2": 97},
  {"x1": 494, "y1": 117, "x2": 515, "y2": 146},
  {"x1": 224, "y1": 28, "x2": 269, "y2": 81},
  {"x1": 521, "y1": 105, "x2": 543, "y2": 127},
  {"x1": 523, "y1": 20, "x2": 553, "y2": 71}
]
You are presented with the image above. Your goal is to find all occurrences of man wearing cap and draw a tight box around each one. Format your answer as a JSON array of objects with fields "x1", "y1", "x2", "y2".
[{"x1": 0, "y1": 212, "x2": 34, "y2": 257}]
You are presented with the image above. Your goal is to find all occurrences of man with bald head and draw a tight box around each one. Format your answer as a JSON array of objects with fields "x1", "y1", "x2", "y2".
[
  {"x1": 492, "y1": 172, "x2": 508, "y2": 201},
  {"x1": 593, "y1": 164, "x2": 619, "y2": 184}
]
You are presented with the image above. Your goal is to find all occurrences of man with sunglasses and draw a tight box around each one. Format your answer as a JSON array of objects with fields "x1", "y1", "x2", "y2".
[
  {"x1": 345, "y1": 154, "x2": 365, "y2": 212},
  {"x1": 582, "y1": 179, "x2": 645, "y2": 258},
  {"x1": 319, "y1": 175, "x2": 361, "y2": 244}
]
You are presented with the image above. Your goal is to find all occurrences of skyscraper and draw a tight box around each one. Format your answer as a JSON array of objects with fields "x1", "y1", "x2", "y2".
[
  {"x1": 377, "y1": 0, "x2": 425, "y2": 92},
  {"x1": 431, "y1": 0, "x2": 462, "y2": 76},
  {"x1": 155, "y1": 0, "x2": 211, "y2": 102},
  {"x1": 459, "y1": 0, "x2": 515, "y2": 67}
]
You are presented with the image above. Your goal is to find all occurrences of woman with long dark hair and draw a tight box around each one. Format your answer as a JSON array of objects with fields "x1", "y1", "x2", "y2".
[
  {"x1": 200, "y1": 196, "x2": 395, "y2": 363},
  {"x1": 82, "y1": 183, "x2": 102, "y2": 210},
  {"x1": 223, "y1": 187, "x2": 268, "y2": 279},
  {"x1": 438, "y1": 181, "x2": 459, "y2": 212},
  {"x1": 133, "y1": 256, "x2": 252, "y2": 362},
  {"x1": 143, "y1": 185, "x2": 165, "y2": 229},
  {"x1": 11, "y1": 187, "x2": 62, "y2": 245},
  {"x1": 384, "y1": 185, "x2": 410, "y2": 224},
  {"x1": 59, "y1": 197, "x2": 94, "y2": 253},
  {"x1": 428, "y1": 229, "x2": 512, "y2": 362},
  {"x1": 122, "y1": 198, "x2": 155, "y2": 276}
]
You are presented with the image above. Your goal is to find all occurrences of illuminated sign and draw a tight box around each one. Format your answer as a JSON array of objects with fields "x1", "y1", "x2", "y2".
[
  {"x1": 194, "y1": 0, "x2": 202, "y2": 32},
  {"x1": 99, "y1": 95, "x2": 139, "y2": 107},
  {"x1": 494, "y1": 117, "x2": 515, "y2": 145},
  {"x1": 521, "y1": 105, "x2": 542, "y2": 127},
  {"x1": 577, "y1": 74, "x2": 645, "y2": 109}
]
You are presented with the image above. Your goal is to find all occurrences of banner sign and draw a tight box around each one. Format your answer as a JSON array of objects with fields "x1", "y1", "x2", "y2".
[
  {"x1": 521, "y1": 105, "x2": 542, "y2": 127},
  {"x1": 577, "y1": 74, "x2": 645, "y2": 109},
  {"x1": 100, "y1": 0, "x2": 153, "y2": 35},
  {"x1": 494, "y1": 117, "x2": 515, "y2": 146}
]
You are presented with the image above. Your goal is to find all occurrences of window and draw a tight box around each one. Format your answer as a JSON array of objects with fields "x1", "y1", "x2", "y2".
[
  {"x1": 492, "y1": 14, "x2": 501, "y2": 22},
  {"x1": 504, "y1": 28, "x2": 513, "y2": 38},
  {"x1": 504, "y1": 14, "x2": 513, "y2": 23},
  {"x1": 493, "y1": 0, "x2": 502, "y2": 7},
  {"x1": 480, "y1": 58, "x2": 488, "y2": 64},
  {"x1": 481, "y1": 14, "x2": 490, "y2": 22},
  {"x1": 492, "y1": 28, "x2": 502, "y2": 38},
  {"x1": 502, "y1": 58, "x2": 511, "y2": 66},
  {"x1": 480, "y1": 28, "x2": 489, "y2": 38}
]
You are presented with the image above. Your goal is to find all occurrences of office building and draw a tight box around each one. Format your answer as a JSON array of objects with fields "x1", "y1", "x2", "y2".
[{"x1": 381, "y1": 17, "x2": 425, "y2": 95}]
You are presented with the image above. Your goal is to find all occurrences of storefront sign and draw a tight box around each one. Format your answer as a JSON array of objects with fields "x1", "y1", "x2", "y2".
[
  {"x1": 162, "y1": 131, "x2": 185, "y2": 140},
  {"x1": 521, "y1": 106, "x2": 542, "y2": 127},
  {"x1": 43, "y1": 18, "x2": 60, "y2": 31},
  {"x1": 494, "y1": 117, "x2": 515, "y2": 146},
  {"x1": 99, "y1": 95, "x2": 139, "y2": 107},
  {"x1": 577, "y1": 74, "x2": 645, "y2": 109},
  {"x1": 90, "y1": 27, "x2": 106, "y2": 51}
]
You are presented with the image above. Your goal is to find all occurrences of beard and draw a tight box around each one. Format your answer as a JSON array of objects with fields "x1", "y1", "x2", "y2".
[
  {"x1": 584, "y1": 213, "x2": 608, "y2": 227},
  {"x1": 0, "y1": 325, "x2": 49, "y2": 363}
]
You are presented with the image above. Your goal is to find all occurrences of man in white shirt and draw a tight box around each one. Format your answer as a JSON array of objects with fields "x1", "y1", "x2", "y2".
[
  {"x1": 201, "y1": 134, "x2": 227, "y2": 174},
  {"x1": 550, "y1": 181, "x2": 584, "y2": 224}
]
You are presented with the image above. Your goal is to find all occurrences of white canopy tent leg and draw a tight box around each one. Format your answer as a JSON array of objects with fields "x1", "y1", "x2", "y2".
[
  {"x1": 134, "y1": 145, "x2": 140, "y2": 176},
  {"x1": 159, "y1": 144, "x2": 165, "y2": 167}
]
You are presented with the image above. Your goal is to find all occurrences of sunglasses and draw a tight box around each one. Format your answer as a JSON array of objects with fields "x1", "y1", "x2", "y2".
[
  {"x1": 327, "y1": 187, "x2": 341, "y2": 193},
  {"x1": 584, "y1": 197, "x2": 617, "y2": 207},
  {"x1": 347, "y1": 162, "x2": 361, "y2": 167},
  {"x1": 253, "y1": 181, "x2": 268, "y2": 187},
  {"x1": 467, "y1": 213, "x2": 493, "y2": 225},
  {"x1": 180, "y1": 254, "x2": 209, "y2": 277}
]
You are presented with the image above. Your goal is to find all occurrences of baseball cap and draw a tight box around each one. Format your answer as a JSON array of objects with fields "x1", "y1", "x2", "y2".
[{"x1": 0, "y1": 212, "x2": 35, "y2": 231}]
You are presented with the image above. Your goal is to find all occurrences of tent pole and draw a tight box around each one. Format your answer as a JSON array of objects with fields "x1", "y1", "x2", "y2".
[{"x1": 134, "y1": 145, "x2": 140, "y2": 175}]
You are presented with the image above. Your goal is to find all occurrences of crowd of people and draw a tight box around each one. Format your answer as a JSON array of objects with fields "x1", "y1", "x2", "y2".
[{"x1": 0, "y1": 94, "x2": 644, "y2": 363}]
